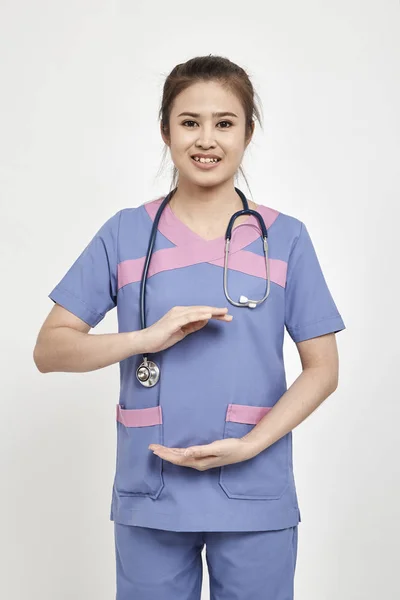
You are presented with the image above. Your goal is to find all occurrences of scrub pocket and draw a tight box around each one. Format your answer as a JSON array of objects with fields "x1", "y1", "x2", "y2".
[
  {"x1": 219, "y1": 403, "x2": 289, "y2": 500},
  {"x1": 114, "y1": 404, "x2": 165, "y2": 499}
]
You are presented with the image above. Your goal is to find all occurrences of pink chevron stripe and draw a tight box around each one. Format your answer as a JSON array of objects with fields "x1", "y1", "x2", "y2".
[
  {"x1": 117, "y1": 197, "x2": 287, "y2": 290},
  {"x1": 144, "y1": 196, "x2": 280, "y2": 255},
  {"x1": 117, "y1": 249, "x2": 287, "y2": 289},
  {"x1": 116, "y1": 404, "x2": 163, "y2": 427},
  {"x1": 209, "y1": 251, "x2": 287, "y2": 287},
  {"x1": 226, "y1": 403, "x2": 272, "y2": 425}
]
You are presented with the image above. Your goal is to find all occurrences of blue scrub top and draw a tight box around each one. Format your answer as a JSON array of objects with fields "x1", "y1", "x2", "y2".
[{"x1": 48, "y1": 195, "x2": 346, "y2": 532}]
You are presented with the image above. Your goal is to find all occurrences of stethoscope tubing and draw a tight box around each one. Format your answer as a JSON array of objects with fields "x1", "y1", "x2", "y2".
[{"x1": 136, "y1": 187, "x2": 271, "y2": 386}]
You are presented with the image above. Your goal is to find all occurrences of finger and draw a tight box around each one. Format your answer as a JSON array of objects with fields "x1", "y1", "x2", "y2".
[
  {"x1": 179, "y1": 311, "x2": 213, "y2": 326},
  {"x1": 171, "y1": 309, "x2": 232, "y2": 334},
  {"x1": 181, "y1": 314, "x2": 233, "y2": 334},
  {"x1": 190, "y1": 309, "x2": 233, "y2": 323},
  {"x1": 180, "y1": 306, "x2": 229, "y2": 317},
  {"x1": 203, "y1": 307, "x2": 230, "y2": 317},
  {"x1": 213, "y1": 314, "x2": 233, "y2": 321}
]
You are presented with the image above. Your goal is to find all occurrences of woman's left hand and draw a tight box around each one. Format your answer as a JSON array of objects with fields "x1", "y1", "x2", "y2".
[{"x1": 148, "y1": 437, "x2": 257, "y2": 471}]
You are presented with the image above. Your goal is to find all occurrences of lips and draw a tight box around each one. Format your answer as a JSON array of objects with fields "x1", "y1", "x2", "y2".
[
  {"x1": 191, "y1": 155, "x2": 222, "y2": 161},
  {"x1": 191, "y1": 155, "x2": 222, "y2": 164},
  {"x1": 190, "y1": 155, "x2": 222, "y2": 170}
]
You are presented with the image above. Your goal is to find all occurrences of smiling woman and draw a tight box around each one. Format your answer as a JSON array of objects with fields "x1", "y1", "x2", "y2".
[
  {"x1": 38, "y1": 54, "x2": 346, "y2": 600},
  {"x1": 161, "y1": 78, "x2": 256, "y2": 204}
]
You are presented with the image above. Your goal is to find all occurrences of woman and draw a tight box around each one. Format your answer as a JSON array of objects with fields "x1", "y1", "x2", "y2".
[{"x1": 34, "y1": 55, "x2": 346, "y2": 599}]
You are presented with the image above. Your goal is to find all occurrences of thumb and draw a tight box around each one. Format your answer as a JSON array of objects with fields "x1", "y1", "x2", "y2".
[{"x1": 184, "y1": 443, "x2": 221, "y2": 458}]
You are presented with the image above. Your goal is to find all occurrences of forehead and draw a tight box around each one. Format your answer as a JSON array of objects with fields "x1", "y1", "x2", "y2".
[{"x1": 170, "y1": 80, "x2": 245, "y2": 117}]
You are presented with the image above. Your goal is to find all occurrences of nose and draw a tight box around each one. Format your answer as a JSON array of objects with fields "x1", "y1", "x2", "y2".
[{"x1": 195, "y1": 125, "x2": 217, "y2": 148}]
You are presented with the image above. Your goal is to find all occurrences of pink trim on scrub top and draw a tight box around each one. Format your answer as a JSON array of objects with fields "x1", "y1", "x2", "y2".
[
  {"x1": 117, "y1": 199, "x2": 288, "y2": 290},
  {"x1": 115, "y1": 403, "x2": 271, "y2": 428},
  {"x1": 226, "y1": 403, "x2": 272, "y2": 425},
  {"x1": 116, "y1": 404, "x2": 163, "y2": 427}
]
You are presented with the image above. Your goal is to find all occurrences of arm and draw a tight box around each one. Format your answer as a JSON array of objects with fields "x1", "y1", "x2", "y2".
[
  {"x1": 241, "y1": 332, "x2": 339, "y2": 454},
  {"x1": 241, "y1": 218, "x2": 346, "y2": 454},
  {"x1": 35, "y1": 211, "x2": 141, "y2": 373},
  {"x1": 33, "y1": 303, "x2": 145, "y2": 374},
  {"x1": 33, "y1": 303, "x2": 231, "y2": 374}
]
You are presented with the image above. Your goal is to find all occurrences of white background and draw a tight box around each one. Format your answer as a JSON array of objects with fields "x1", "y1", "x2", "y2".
[{"x1": 1, "y1": 1, "x2": 399, "y2": 598}]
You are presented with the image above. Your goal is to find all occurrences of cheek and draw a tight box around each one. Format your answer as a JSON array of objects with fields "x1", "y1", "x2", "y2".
[
  {"x1": 169, "y1": 147, "x2": 186, "y2": 167},
  {"x1": 222, "y1": 135, "x2": 245, "y2": 158},
  {"x1": 222, "y1": 148, "x2": 244, "y2": 170},
  {"x1": 169, "y1": 137, "x2": 192, "y2": 160}
]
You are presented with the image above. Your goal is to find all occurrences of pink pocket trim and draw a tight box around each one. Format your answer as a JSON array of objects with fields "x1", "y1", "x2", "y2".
[
  {"x1": 116, "y1": 404, "x2": 162, "y2": 427},
  {"x1": 226, "y1": 403, "x2": 272, "y2": 425}
]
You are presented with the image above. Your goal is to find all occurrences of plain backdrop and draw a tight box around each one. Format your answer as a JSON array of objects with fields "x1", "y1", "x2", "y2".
[{"x1": 1, "y1": 1, "x2": 399, "y2": 598}]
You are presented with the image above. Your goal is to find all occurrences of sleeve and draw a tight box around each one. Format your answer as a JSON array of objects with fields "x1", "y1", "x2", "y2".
[
  {"x1": 284, "y1": 221, "x2": 346, "y2": 343},
  {"x1": 48, "y1": 210, "x2": 122, "y2": 328}
]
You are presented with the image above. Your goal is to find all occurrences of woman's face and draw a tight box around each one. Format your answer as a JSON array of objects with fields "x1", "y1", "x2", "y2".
[{"x1": 162, "y1": 80, "x2": 252, "y2": 188}]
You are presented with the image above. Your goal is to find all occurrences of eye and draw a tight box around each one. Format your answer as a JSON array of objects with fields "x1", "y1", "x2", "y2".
[{"x1": 181, "y1": 120, "x2": 233, "y2": 129}]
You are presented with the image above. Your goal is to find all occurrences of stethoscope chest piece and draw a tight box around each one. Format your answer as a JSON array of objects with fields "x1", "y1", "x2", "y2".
[{"x1": 136, "y1": 358, "x2": 160, "y2": 387}]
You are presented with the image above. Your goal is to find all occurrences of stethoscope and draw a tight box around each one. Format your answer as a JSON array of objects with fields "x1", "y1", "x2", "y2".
[{"x1": 136, "y1": 186, "x2": 271, "y2": 387}]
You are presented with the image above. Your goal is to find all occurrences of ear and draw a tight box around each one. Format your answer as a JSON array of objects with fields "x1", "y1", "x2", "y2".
[
  {"x1": 245, "y1": 121, "x2": 255, "y2": 148},
  {"x1": 160, "y1": 121, "x2": 170, "y2": 147}
]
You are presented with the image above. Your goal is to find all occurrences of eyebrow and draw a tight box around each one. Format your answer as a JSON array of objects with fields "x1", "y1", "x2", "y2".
[{"x1": 177, "y1": 111, "x2": 238, "y2": 119}]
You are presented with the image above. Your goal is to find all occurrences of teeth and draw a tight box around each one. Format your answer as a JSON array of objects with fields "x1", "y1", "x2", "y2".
[{"x1": 192, "y1": 156, "x2": 220, "y2": 163}]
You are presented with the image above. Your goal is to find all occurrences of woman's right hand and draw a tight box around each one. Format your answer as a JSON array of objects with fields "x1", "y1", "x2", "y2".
[{"x1": 140, "y1": 305, "x2": 233, "y2": 353}]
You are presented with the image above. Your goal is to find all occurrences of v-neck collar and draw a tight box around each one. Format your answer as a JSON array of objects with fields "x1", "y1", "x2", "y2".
[
  {"x1": 165, "y1": 201, "x2": 257, "y2": 244},
  {"x1": 143, "y1": 196, "x2": 280, "y2": 258}
]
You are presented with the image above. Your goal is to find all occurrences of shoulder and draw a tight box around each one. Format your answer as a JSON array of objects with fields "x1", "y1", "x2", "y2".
[
  {"x1": 256, "y1": 202, "x2": 304, "y2": 258},
  {"x1": 116, "y1": 197, "x2": 166, "y2": 260},
  {"x1": 118, "y1": 195, "x2": 164, "y2": 225},
  {"x1": 118, "y1": 197, "x2": 162, "y2": 233},
  {"x1": 258, "y1": 203, "x2": 302, "y2": 234}
]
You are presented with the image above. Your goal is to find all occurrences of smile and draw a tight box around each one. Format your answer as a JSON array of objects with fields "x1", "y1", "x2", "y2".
[{"x1": 190, "y1": 156, "x2": 222, "y2": 170}]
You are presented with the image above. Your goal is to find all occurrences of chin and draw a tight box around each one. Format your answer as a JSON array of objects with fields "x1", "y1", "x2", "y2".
[{"x1": 183, "y1": 175, "x2": 227, "y2": 189}]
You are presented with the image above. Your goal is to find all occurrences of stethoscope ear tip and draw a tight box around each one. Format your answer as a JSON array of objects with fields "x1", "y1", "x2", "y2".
[{"x1": 239, "y1": 295, "x2": 257, "y2": 309}]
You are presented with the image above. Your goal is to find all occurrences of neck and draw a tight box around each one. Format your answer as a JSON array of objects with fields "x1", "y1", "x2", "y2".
[{"x1": 169, "y1": 179, "x2": 248, "y2": 224}]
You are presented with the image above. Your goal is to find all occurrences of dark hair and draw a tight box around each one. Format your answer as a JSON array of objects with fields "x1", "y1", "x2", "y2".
[{"x1": 156, "y1": 55, "x2": 263, "y2": 198}]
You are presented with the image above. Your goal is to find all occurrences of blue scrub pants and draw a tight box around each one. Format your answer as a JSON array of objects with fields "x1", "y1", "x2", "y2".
[{"x1": 114, "y1": 523, "x2": 298, "y2": 599}]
